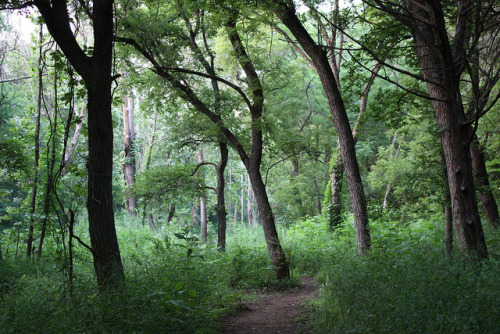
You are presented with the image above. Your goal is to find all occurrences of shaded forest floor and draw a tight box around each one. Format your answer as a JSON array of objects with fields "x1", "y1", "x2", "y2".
[{"x1": 220, "y1": 277, "x2": 319, "y2": 334}]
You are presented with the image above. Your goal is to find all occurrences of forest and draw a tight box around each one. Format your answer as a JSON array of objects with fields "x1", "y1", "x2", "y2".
[{"x1": 0, "y1": 0, "x2": 499, "y2": 332}]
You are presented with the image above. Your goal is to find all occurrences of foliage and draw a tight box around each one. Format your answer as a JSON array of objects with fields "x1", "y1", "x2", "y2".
[
  {"x1": 134, "y1": 164, "x2": 205, "y2": 209},
  {"x1": 312, "y1": 217, "x2": 500, "y2": 333}
]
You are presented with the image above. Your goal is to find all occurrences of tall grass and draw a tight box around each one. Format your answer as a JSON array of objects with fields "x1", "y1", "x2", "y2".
[
  {"x1": 1, "y1": 212, "x2": 499, "y2": 333},
  {"x1": 311, "y1": 217, "x2": 500, "y2": 334}
]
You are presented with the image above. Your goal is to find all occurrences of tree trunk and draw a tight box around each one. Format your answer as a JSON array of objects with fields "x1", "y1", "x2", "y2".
[
  {"x1": 227, "y1": 169, "x2": 232, "y2": 223},
  {"x1": 38, "y1": 66, "x2": 59, "y2": 258},
  {"x1": 85, "y1": 1, "x2": 125, "y2": 286},
  {"x1": 440, "y1": 151, "x2": 454, "y2": 257},
  {"x1": 216, "y1": 142, "x2": 228, "y2": 251},
  {"x1": 226, "y1": 14, "x2": 290, "y2": 278},
  {"x1": 140, "y1": 109, "x2": 157, "y2": 227},
  {"x1": 190, "y1": 200, "x2": 198, "y2": 232},
  {"x1": 329, "y1": 62, "x2": 381, "y2": 229},
  {"x1": 200, "y1": 197, "x2": 207, "y2": 240},
  {"x1": 383, "y1": 131, "x2": 399, "y2": 210},
  {"x1": 196, "y1": 149, "x2": 207, "y2": 241},
  {"x1": 247, "y1": 175, "x2": 254, "y2": 228},
  {"x1": 470, "y1": 135, "x2": 499, "y2": 229},
  {"x1": 167, "y1": 204, "x2": 176, "y2": 223},
  {"x1": 240, "y1": 175, "x2": 245, "y2": 227},
  {"x1": 62, "y1": 103, "x2": 86, "y2": 168},
  {"x1": 35, "y1": 0, "x2": 125, "y2": 287},
  {"x1": 122, "y1": 93, "x2": 137, "y2": 214},
  {"x1": 328, "y1": 149, "x2": 344, "y2": 229},
  {"x1": 26, "y1": 24, "x2": 43, "y2": 258},
  {"x1": 247, "y1": 166, "x2": 290, "y2": 280},
  {"x1": 147, "y1": 213, "x2": 155, "y2": 229},
  {"x1": 406, "y1": 0, "x2": 487, "y2": 259},
  {"x1": 274, "y1": 3, "x2": 370, "y2": 254}
]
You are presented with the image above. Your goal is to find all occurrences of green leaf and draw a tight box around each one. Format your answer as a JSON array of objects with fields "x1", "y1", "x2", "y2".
[
  {"x1": 174, "y1": 233, "x2": 186, "y2": 240},
  {"x1": 174, "y1": 281, "x2": 185, "y2": 291}
]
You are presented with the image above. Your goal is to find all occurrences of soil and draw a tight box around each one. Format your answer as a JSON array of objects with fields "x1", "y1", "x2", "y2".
[{"x1": 220, "y1": 277, "x2": 319, "y2": 334}]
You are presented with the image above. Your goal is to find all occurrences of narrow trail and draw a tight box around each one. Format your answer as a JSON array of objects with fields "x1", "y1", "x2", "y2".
[{"x1": 220, "y1": 277, "x2": 319, "y2": 334}]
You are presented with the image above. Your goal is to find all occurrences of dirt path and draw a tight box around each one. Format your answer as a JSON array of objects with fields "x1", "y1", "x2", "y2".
[{"x1": 220, "y1": 277, "x2": 319, "y2": 334}]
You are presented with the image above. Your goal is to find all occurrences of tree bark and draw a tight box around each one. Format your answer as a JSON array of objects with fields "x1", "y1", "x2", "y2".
[
  {"x1": 216, "y1": 142, "x2": 228, "y2": 251},
  {"x1": 196, "y1": 149, "x2": 208, "y2": 241},
  {"x1": 140, "y1": 109, "x2": 157, "y2": 227},
  {"x1": 62, "y1": 103, "x2": 86, "y2": 168},
  {"x1": 383, "y1": 131, "x2": 399, "y2": 210},
  {"x1": 328, "y1": 148, "x2": 344, "y2": 229},
  {"x1": 122, "y1": 93, "x2": 137, "y2": 214},
  {"x1": 274, "y1": 2, "x2": 371, "y2": 254},
  {"x1": 440, "y1": 150, "x2": 454, "y2": 257},
  {"x1": 225, "y1": 13, "x2": 290, "y2": 279},
  {"x1": 329, "y1": 61, "x2": 382, "y2": 228},
  {"x1": 470, "y1": 135, "x2": 499, "y2": 229},
  {"x1": 86, "y1": 1, "x2": 125, "y2": 285},
  {"x1": 404, "y1": 0, "x2": 487, "y2": 259},
  {"x1": 247, "y1": 174, "x2": 254, "y2": 228},
  {"x1": 167, "y1": 204, "x2": 176, "y2": 223},
  {"x1": 240, "y1": 175, "x2": 245, "y2": 227}
]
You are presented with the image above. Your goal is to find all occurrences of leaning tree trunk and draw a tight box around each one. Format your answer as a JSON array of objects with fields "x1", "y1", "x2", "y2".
[
  {"x1": 407, "y1": 0, "x2": 487, "y2": 259},
  {"x1": 470, "y1": 135, "x2": 499, "y2": 229},
  {"x1": 226, "y1": 14, "x2": 291, "y2": 278},
  {"x1": 274, "y1": 3, "x2": 370, "y2": 254},
  {"x1": 247, "y1": 164, "x2": 290, "y2": 280},
  {"x1": 328, "y1": 62, "x2": 382, "y2": 229}
]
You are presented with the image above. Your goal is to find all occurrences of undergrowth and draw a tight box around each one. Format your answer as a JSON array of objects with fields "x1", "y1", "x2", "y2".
[
  {"x1": 311, "y1": 216, "x2": 500, "y2": 334},
  {"x1": 1, "y1": 212, "x2": 499, "y2": 333}
]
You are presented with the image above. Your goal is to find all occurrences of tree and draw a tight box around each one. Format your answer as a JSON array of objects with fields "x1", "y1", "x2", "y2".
[
  {"x1": 195, "y1": 148, "x2": 208, "y2": 241},
  {"x1": 122, "y1": 93, "x2": 138, "y2": 214},
  {"x1": 118, "y1": 2, "x2": 291, "y2": 279},
  {"x1": 366, "y1": 0, "x2": 495, "y2": 259},
  {"x1": 26, "y1": 24, "x2": 43, "y2": 258},
  {"x1": 271, "y1": 0, "x2": 371, "y2": 254},
  {"x1": 1, "y1": 0, "x2": 126, "y2": 286}
]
